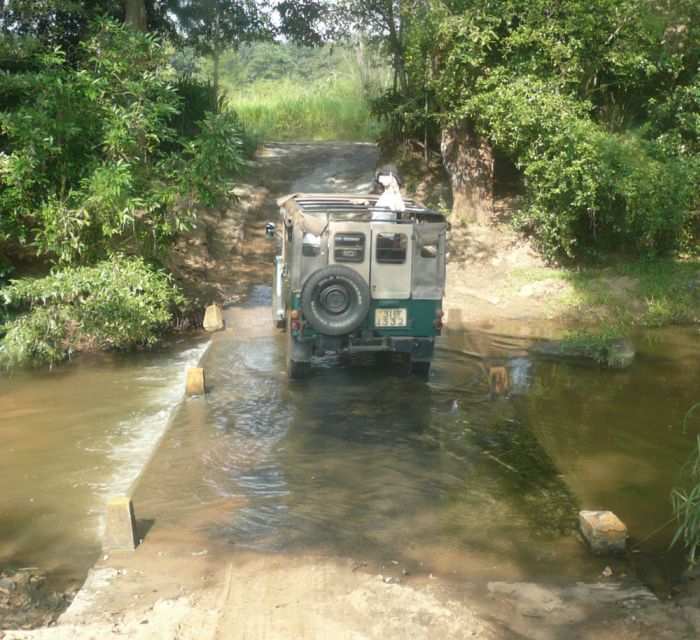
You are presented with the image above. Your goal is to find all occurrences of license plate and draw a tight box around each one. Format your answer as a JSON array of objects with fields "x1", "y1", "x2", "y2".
[{"x1": 374, "y1": 308, "x2": 407, "y2": 327}]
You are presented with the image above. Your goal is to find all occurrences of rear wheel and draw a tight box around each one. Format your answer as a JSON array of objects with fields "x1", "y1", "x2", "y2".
[
  {"x1": 286, "y1": 356, "x2": 310, "y2": 379},
  {"x1": 402, "y1": 354, "x2": 431, "y2": 376},
  {"x1": 286, "y1": 323, "x2": 311, "y2": 379},
  {"x1": 373, "y1": 351, "x2": 394, "y2": 368},
  {"x1": 409, "y1": 360, "x2": 431, "y2": 376}
]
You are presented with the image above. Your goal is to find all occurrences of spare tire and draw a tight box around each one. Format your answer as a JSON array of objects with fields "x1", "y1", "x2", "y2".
[{"x1": 300, "y1": 265, "x2": 371, "y2": 336}]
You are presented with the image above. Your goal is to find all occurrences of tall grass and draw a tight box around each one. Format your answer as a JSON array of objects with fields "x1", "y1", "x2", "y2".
[
  {"x1": 225, "y1": 76, "x2": 380, "y2": 142},
  {"x1": 672, "y1": 404, "x2": 700, "y2": 568}
]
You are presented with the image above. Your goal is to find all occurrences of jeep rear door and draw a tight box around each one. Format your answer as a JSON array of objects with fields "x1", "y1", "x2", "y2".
[{"x1": 370, "y1": 223, "x2": 412, "y2": 299}]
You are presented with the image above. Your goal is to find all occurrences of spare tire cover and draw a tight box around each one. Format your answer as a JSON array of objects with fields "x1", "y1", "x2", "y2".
[{"x1": 300, "y1": 265, "x2": 371, "y2": 336}]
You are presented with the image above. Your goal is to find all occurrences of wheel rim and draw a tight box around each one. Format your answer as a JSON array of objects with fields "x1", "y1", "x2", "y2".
[{"x1": 318, "y1": 284, "x2": 352, "y2": 316}]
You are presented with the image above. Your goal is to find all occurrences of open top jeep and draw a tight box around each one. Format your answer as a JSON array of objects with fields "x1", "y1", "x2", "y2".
[{"x1": 269, "y1": 192, "x2": 448, "y2": 378}]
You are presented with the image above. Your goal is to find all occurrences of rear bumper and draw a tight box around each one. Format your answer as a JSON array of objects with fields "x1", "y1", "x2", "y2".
[{"x1": 303, "y1": 335, "x2": 435, "y2": 360}]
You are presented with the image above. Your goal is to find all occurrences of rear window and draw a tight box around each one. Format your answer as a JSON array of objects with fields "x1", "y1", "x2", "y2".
[
  {"x1": 334, "y1": 233, "x2": 365, "y2": 263},
  {"x1": 420, "y1": 243, "x2": 438, "y2": 259},
  {"x1": 376, "y1": 233, "x2": 407, "y2": 264}
]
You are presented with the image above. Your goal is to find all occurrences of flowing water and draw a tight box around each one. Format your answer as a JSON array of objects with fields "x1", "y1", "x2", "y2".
[
  {"x1": 1, "y1": 287, "x2": 699, "y2": 597},
  {"x1": 0, "y1": 337, "x2": 209, "y2": 591}
]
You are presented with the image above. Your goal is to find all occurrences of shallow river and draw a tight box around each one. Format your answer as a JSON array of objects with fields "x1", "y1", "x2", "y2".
[{"x1": 1, "y1": 287, "x2": 699, "y2": 595}]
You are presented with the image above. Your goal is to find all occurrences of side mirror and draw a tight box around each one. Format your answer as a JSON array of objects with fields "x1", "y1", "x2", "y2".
[{"x1": 265, "y1": 222, "x2": 276, "y2": 239}]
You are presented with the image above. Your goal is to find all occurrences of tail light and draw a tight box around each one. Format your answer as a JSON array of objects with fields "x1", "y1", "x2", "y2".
[{"x1": 434, "y1": 308, "x2": 444, "y2": 330}]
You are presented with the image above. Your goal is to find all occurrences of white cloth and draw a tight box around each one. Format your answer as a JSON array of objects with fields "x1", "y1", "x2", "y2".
[{"x1": 376, "y1": 175, "x2": 405, "y2": 212}]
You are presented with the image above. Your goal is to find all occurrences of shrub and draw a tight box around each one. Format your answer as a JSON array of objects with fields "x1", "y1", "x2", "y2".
[
  {"x1": 0, "y1": 257, "x2": 184, "y2": 368},
  {"x1": 462, "y1": 77, "x2": 698, "y2": 260},
  {"x1": 0, "y1": 20, "x2": 251, "y2": 265},
  {"x1": 175, "y1": 109, "x2": 253, "y2": 206},
  {"x1": 370, "y1": 1, "x2": 700, "y2": 260}
]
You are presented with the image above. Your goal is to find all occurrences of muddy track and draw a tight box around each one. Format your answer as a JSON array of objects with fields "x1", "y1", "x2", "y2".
[{"x1": 166, "y1": 142, "x2": 379, "y2": 320}]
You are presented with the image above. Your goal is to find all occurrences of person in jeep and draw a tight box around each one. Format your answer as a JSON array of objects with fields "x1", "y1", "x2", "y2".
[{"x1": 269, "y1": 168, "x2": 448, "y2": 378}]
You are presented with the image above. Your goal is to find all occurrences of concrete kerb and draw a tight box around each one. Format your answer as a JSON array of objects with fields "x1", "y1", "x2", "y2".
[
  {"x1": 101, "y1": 337, "x2": 214, "y2": 553},
  {"x1": 103, "y1": 496, "x2": 138, "y2": 550},
  {"x1": 186, "y1": 367, "x2": 206, "y2": 396}
]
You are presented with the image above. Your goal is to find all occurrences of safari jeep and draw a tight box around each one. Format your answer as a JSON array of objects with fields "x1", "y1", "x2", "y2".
[{"x1": 268, "y1": 193, "x2": 448, "y2": 378}]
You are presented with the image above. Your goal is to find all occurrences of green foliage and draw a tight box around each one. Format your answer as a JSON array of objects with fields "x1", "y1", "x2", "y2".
[
  {"x1": 558, "y1": 327, "x2": 626, "y2": 366},
  {"x1": 177, "y1": 109, "x2": 253, "y2": 206},
  {"x1": 212, "y1": 41, "x2": 381, "y2": 87},
  {"x1": 370, "y1": 0, "x2": 700, "y2": 260},
  {"x1": 648, "y1": 72, "x2": 700, "y2": 156},
  {"x1": 370, "y1": 89, "x2": 439, "y2": 154},
  {"x1": 229, "y1": 76, "x2": 380, "y2": 141},
  {"x1": 463, "y1": 76, "x2": 698, "y2": 259},
  {"x1": 170, "y1": 76, "x2": 217, "y2": 138},
  {"x1": 0, "y1": 257, "x2": 184, "y2": 368},
  {"x1": 215, "y1": 42, "x2": 388, "y2": 142},
  {"x1": 0, "y1": 19, "x2": 250, "y2": 264},
  {"x1": 174, "y1": 0, "x2": 271, "y2": 58}
]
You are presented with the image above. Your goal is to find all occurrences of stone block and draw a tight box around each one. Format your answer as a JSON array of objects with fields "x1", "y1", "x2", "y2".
[
  {"x1": 104, "y1": 496, "x2": 137, "y2": 550},
  {"x1": 203, "y1": 304, "x2": 225, "y2": 332},
  {"x1": 579, "y1": 510, "x2": 627, "y2": 554},
  {"x1": 446, "y1": 308, "x2": 463, "y2": 330},
  {"x1": 186, "y1": 367, "x2": 206, "y2": 396},
  {"x1": 488, "y1": 366, "x2": 509, "y2": 394}
]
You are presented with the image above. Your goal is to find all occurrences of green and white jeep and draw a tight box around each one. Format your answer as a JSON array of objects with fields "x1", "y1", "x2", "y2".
[{"x1": 268, "y1": 190, "x2": 448, "y2": 378}]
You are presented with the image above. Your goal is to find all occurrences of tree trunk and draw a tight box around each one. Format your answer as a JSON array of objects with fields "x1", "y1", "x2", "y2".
[
  {"x1": 440, "y1": 121, "x2": 494, "y2": 225},
  {"x1": 125, "y1": 0, "x2": 147, "y2": 32},
  {"x1": 212, "y1": 46, "x2": 220, "y2": 113}
]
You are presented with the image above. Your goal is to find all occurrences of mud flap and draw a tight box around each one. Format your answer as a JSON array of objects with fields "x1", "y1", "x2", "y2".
[
  {"x1": 289, "y1": 335, "x2": 313, "y2": 362},
  {"x1": 390, "y1": 338, "x2": 434, "y2": 361}
]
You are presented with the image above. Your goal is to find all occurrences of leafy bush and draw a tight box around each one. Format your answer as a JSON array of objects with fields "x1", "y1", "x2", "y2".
[
  {"x1": 170, "y1": 77, "x2": 217, "y2": 139},
  {"x1": 0, "y1": 19, "x2": 251, "y2": 265},
  {"x1": 176, "y1": 109, "x2": 253, "y2": 205},
  {"x1": 371, "y1": 0, "x2": 700, "y2": 260},
  {"x1": 0, "y1": 257, "x2": 184, "y2": 368},
  {"x1": 452, "y1": 75, "x2": 699, "y2": 260},
  {"x1": 370, "y1": 89, "x2": 439, "y2": 155}
]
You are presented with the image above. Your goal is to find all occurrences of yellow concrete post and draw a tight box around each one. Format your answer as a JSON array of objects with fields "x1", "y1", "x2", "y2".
[
  {"x1": 446, "y1": 308, "x2": 463, "y2": 330},
  {"x1": 104, "y1": 496, "x2": 138, "y2": 550},
  {"x1": 203, "y1": 304, "x2": 225, "y2": 332},
  {"x1": 186, "y1": 367, "x2": 206, "y2": 396}
]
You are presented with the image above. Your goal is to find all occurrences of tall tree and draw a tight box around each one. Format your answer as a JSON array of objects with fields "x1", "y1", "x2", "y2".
[
  {"x1": 124, "y1": 0, "x2": 147, "y2": 31},
  {"x1": 170, "y1": 0, "x2": 329, "y2": 108},
  {"x1": 173, "y1": 0, "x2": 268, "y2": 109},
  {"x1": 334, "y1": 1, "x2": 426, "y2": 92},
  {"x1": 399, "y1": 0, "x2": 700, "y2": 253},
  {"x1": 0, "y1": 1, "x2": 175, "y2": 53}
]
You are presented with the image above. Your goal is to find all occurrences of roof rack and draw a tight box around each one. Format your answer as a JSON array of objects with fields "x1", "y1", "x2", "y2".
[{"x1": 280, "y1": 193, "x2": 446, "y2": 223}]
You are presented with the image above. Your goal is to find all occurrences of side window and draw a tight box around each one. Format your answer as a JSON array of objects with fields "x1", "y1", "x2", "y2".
[
  {"x1": 302, "y1": 233, "x2": 321, "y2": 257},
  {"x1": 376, "y1": 233, "x2": 407, "y2": 264},
  {"x1": 334, "y1": 233, "x2": 365, "y2": 263}
]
